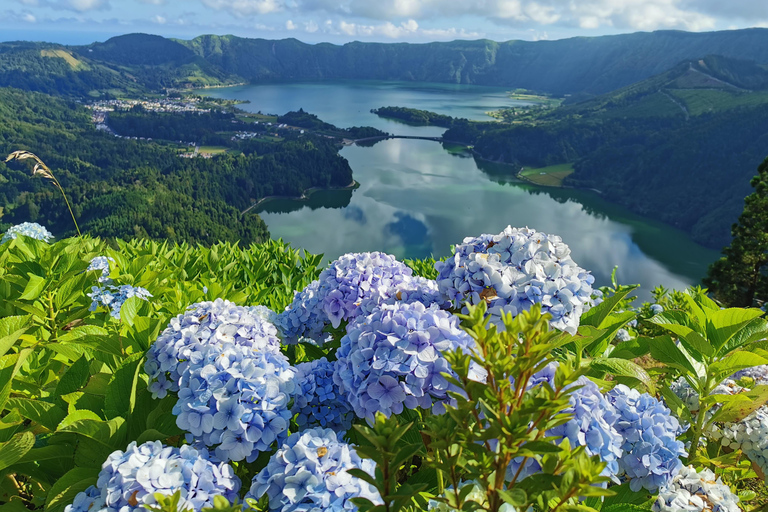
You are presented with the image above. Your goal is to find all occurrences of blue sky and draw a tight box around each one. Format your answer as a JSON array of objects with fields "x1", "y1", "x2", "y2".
[{"x1": 2, "y1": 0, "x2": 767, "y2": 45}]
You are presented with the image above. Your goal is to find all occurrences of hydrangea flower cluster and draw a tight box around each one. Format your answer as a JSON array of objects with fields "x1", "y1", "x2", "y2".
[
  {"x1": 650, "y1": 304, "x2": 664, "y2": 315},
  {"x1": 334, "y1": 301, "x2": 475, "y2": 423},
  {"x1": 1, "y1": 222, "x2": 53, "y2": 244},
  {"x1": 652, "y1": 466, "x2": 740, "y2": 512},
  {"x1": 173, "y1": 341, "x2": 296, "y2": 462},
  {"x1": 669, "y1": 378, "x2": 701, "y2": 413},
  {"x1": 615, "y1": 328, "x2": 631, "y2": 342},
  {"x1": 606, "y1": 384, "x2": 687, "y2": 492},
  {"x1": 145, "y1": 299, "x2": 282, "y2": 398},
  {"x1": 64, "y1": 441, "x2": 240, "y2": 512},
  {"x1": 434, "y1": 226, "x2": 594, "y2": 334},
  {"x1": 277, "y1": 252, "x2": 413, "y2": 343},
  {"x1": 88, "y1": 284, "x2": 152, "y2": 319},
  {"x1": 357, "y1": 275, "x2": 447, "y2": 317},
  {"x1": 428, "y1": 481, "x2": 516, "y2": 512},
  {"x1": 247, "y1": 427, "x2": 381, "y2": 512},
  {"x1": 731, "y1": 364, "x2": 768, "y2": 386},
  {"x1": 87, "y1": 256, "x2": 115, "y2": 284},
  {"x1": 293, "y1": 358, "x2": 354, "y2": 432},
  {"x1": 506, "y1": 364, "x2": 623, "y2": 483}
]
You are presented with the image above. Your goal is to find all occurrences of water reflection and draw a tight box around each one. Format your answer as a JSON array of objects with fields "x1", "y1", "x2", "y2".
[{"x1": 255, "y1": 138, "x2": 719, "y2": 302}]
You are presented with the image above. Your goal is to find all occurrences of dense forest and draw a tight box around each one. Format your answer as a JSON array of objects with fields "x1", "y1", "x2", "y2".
[
  {"x1": 0, "y1": 87, "x2": 354, "y2": 245},
  {"x1": 372, "y1": 107, "x2": 458, "y2": 128}
]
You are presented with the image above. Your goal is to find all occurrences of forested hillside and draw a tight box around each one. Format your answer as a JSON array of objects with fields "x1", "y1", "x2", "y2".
[
  {"x1": 0, "y1": 87, "x2": 354, "y2": 245},
  {"x1": 5, "y1": 29, "x2": 768, "y2": 98}
]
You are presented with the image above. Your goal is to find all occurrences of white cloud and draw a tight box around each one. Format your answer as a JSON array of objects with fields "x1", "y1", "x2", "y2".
[
  {"x1": 201, "y1": 0, "x2": 283, "y2": 16},
  {"x1": 304, "y1": 20, "x2": 318, "y2": 32},
  {"x1": 285, "y1": 19, "x2": 296, "y2": 29},
  {"x1": 23, "y1": 12, "x2": 37, "y2": 21},
  {"x1": 152, "y1": 14, "x2": 166, "y2": 23},
  {"x1": 330, "y1": 18, "x2": 481, "y2": 39},
  {"x1": 65, "y1": 0, "x2": 108, "y2": 11},
  {"x1": 136, "y1": 0, "x2": 165, "y2": 4}
]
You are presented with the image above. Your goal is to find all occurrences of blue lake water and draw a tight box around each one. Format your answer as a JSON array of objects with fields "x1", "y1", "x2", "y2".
[{"x1": 208, "y1": 81, "x2": 720, "y2": 302}]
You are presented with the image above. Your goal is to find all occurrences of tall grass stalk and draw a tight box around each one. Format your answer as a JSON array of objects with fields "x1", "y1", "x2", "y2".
[{"x1": 5, "y1": 150, "x2": 81, "y2": 236}]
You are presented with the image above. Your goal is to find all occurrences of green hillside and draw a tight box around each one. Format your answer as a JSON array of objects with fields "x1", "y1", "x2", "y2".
[
  {"x1": 6, "y1": 29, "x2": 768, "y2": 98},
  {"x1": 0, "y1": 87, "x2": 355, "y2": 244}
]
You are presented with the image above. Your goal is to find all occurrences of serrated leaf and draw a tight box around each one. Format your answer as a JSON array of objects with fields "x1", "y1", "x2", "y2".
[
  {"x1": 710, "y1": 352, "x2": 768, "y2": 382},
  {"x1": 590, "y1": 357, "x2": 654, "y2": 393},
  {"x1": 54, "y1": 355, "x2": 91, "y2": 399},
  {"x1": 649, "y1": 335, "x2": 698, "y2": 376},
  {"x1": 104, "y1": 352, "x2": 143, "y2": 419},
  {"x1": 707, "y1": 308, "x2": 766, "y2": 352},
  {"x1": 6, "y1": 398, "x2": 67, "y2": 430},
  {"x1": 580, "y1": 286, "x2": 638, "y2": 328},
  {"x1": 19, "y1": 274, "x2": 46, "y2": 301},
  {"x1": 710, "y1": 385, "x2": 768, "y2": 423},
  {"x1": 0, "y1": 315, "x2": 30, "y2": 358},
  {"x1": 45, "y1": 467, "x2": 98, "y2": 512},
  {"x1": 0, "y1": 431, "x2": 34, "y2": 471}
]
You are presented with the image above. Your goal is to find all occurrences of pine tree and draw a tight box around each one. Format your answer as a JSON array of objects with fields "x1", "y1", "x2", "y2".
[{"x1": 704, "y1": 156, "x2": 768, "y2": 307}]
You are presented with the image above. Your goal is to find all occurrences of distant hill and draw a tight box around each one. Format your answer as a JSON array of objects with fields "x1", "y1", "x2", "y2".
[
  {"x1": 5, "y1": 29, "x2": 768, "y2": 97},
  {"x1": 175, "y1": 29, "x2": 768, "y2": 95},
  {"x1": 559, "y1": 55, "x2": 768, "y2": 119}
]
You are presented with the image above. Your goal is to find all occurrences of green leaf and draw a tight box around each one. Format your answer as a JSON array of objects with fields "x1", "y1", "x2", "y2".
[
  {"x1": 650, "y1": 312, "x2": 713, "y2": 359},
  {"x1": 0, "y1": 315, "x2": 30, "y2": 358},
  {"x1": 54, "y1": 273, "x2": 88, "y2": 310},
  {"x1": 710, "y1": 352, "x2": 768, "y2": 382},
  {"x1": 54, "y1": 354, "x2": 91, "y2": 399},
  {"x1": 45, "y1": 467, "x2": 98, "y2": 512},
  {"x1": 57, "y1": 410, "x2": 103, "y2": 429},
  {"x1": 589, "y1": 358, "x2": 654, "y2": 393},
  {"x1": 0, "y1": 431, "x2": 34, "y2": 471},
  {"x1": 6, "y1": 398, "x2": 67, "y2": 430},
  {"x1": 119, "y1": 296, "x2": 146, "y2": 327},
  {"x1": 710, "y1": 385, "x2": 768, "y2": 423},
  {"x1": 600, "y1": 481, "x2": 650, "y2": 507},
  {"x1": 19, "y1": 274, "x2": 46, "y2": 301},
  {"x1": 649, "y1": 335, "x2": 698, "y2": 377},
  {"x1": 580, "y1": 286, "x2": 638, "y2": 328},
  {"x1": 104, "y1": 353, "x2": 144, "y2": 420},
  {"x1": 660, "y1": 386, "x2": 693, "y2": 423},
  {"x1": 59, "y1": 325, "x2": 123, "y2": 358},
  {"x1": 603, "y1": 506, "x2": 651, "y2": 512},
  {"x1": 706, "y1": 308, "x2": 765, "y2": 353}
]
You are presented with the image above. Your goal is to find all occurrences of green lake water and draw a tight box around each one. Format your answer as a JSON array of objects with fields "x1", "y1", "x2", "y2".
[{"x1": 208, "y1": 81, "x2": 720, "y2": 301}]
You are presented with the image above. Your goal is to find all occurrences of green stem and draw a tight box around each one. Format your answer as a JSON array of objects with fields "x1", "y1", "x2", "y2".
[{"x1": 54, "y1": 179, "x2": 81, "y2": 237}]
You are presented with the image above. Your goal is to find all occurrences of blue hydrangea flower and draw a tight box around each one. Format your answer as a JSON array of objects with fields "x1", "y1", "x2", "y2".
[
  {"x1": 731, "y1": 365, "x2": 768, "y2": 386},
  {"x1": 88, "y1": 284, "x2": 152, "y2": 320},
  {"x1": 1, "y1": 222, "x2": 53, "y2": 244},
  {"x1": 356, "y1": 275, "x2": 448, "y2": 317},
  {"x1": 277, "y1": 253, "x2": 413, "y2": 344},
  {"x1": 247, "y1": 427, "x2": 381, "y2": 512},
  {"x1": 615, "y1": 328, "x2": 631, "y2": 342},
  {"x1": 145, "y1": 299, "x2": 282, "y2": 399},
  {"x1": 276, "y1": 280, "x2": 328, "y2": 344},
  {"x1": 650, "y1": 304, "x2": 664, "y2": 315},
  {"x1": 652, "y1": 466, "x2": 740, "y2": 512},
  {"x1": 334, "y1": 301, "x2": 475, "y2": 424},
  {"x1": 606, "y1": 384, "x2": 687, "y2": 492},
  {"x1": 506, "y1": 364, "x2": 622, "y2": 484},
  {"x1": 172, "y1": 341, "x2": 296, "y2": 462},
  {"x1": 87, "y1": 256, "x2": 115, "y2": 284},
  {"x1": 293, "y1": 358, "x2": 354, "y2": 432},
  {"x1": 434, "y1": 226, "x2": 594, "y2": 335},
  {"x1": 64, "y1": 441, "x2": 240, "y2": 512}
]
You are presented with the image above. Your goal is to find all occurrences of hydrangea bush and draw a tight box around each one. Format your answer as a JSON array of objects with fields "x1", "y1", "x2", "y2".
[
  {"x1": 334, "y1": 301, "x2": 475, "y2": 423},
  {"x1": 64, "y1": 441, "x2": 240, "y2": 512},
  {"x1": 1, "y1": 221, "x2": 54, "y2": 243},
  {"x1": 434, "y1": 226, "x2": 594, "y2": 334},
  {"x1": 246, "y1": 427, "x2": 381, "y2": 512},
  {"x1": 3, "y1": 228, "x2": 767, "y2": 512}
]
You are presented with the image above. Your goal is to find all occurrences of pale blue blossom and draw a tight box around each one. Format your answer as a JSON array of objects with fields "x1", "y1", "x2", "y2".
[
  {"x1": 653, "y1": 466, "x2": 740, "y2": 512},
  {"x1": 247, "y1": 427, "x2": 381, "y2": 512},
  {"x1": 88, "y1": 284, "x2": 151, "y2": 320},
  {"x1": 293, "y1": 358, "x2": 354, "y2": 432},
  {"x1": 435, "y1": 226, "x2": 594, "y2": 335},
  {"x1": 1, "y1": 222, "x2": 53, "y2": 243},
  {"x1": 64, "y1": 441, "x2": 240, "y2": 512}
]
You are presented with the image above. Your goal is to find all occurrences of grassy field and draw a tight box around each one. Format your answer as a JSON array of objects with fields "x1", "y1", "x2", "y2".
[
  {"x1": 198, "y1": 145, "x2": 229, "y2": 155},
  {"x1": 519, "y1": 163, "x2": 575, "y2": 187},
  {"x1": 40, "y1": 49, "x2": 88, "y2": 70},
  {"x1": 669, "y1": 88, "x2": 768, "y2": 116}
]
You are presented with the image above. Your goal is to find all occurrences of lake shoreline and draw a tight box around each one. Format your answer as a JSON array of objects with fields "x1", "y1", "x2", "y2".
[{"x1": 241, "y1": 180, "x2": 360, "y2": 215}]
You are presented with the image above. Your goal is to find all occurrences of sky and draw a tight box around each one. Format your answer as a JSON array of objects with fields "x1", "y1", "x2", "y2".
[{"x1": 1, "y1": 0, "x2": 768, "y2": 46}]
